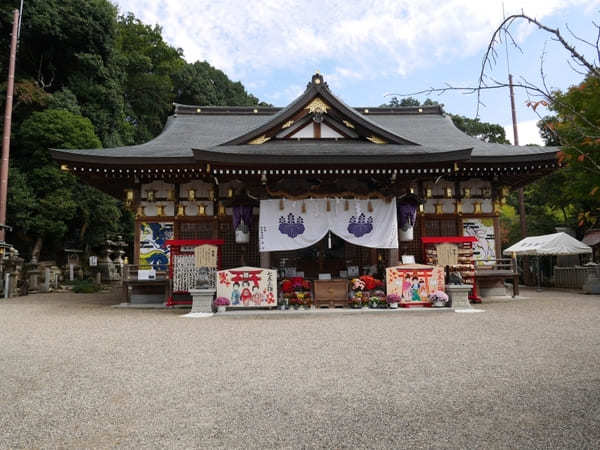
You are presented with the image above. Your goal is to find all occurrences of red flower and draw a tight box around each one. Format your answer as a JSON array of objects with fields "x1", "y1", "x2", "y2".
[{"x1": 282, "y1": 280, "x2": 293, "y2": 293}]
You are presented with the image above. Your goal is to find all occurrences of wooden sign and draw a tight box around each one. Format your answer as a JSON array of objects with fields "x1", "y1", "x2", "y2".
[
  {"x1": 194, "y1": 244, "x2": 218, "y2": 268},
  {"x1": 217, "y1": 266, "x2": 277, "y2": 307},
  {"x1": 386, "y1": 264, "x2": 445, "y2": 304},
  {"x1": 435, "y1": 243, "x2": 459, "y2": 267}
]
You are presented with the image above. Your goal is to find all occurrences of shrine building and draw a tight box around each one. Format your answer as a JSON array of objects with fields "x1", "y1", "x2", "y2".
[{"x1": 51, "y1": 73, "x2": 558, "y2": 297}]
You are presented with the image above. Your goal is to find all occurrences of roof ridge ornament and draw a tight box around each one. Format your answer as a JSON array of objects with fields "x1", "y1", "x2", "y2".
[{"x1": 308, "y1": 72, "x2": 328, "y2": 89}]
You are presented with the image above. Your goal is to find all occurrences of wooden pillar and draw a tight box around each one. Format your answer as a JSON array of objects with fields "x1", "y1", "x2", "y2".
[
  {"x1": 387, "y1": 248, "x2": 399, "y2": 266},
  {"x1": 260, "y1": 251, "x2": 271, "y2": 269}
]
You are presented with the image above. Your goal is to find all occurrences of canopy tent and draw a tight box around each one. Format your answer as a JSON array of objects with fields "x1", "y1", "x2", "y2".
[
  {"x1": 503, "y1": 232, "x2": 592, "y2": 256},
  {"x1": 504, "y1": 232, "x2": 591, "y2": 291}
]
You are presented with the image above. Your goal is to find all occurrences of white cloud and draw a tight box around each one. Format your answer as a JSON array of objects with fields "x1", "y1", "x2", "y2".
[
  {"x1": 504, "y1": 119, "x2": 545, "y2": 146},
  {"x1": 113, "y1": 0, "x2": 595, "y2": 83}
]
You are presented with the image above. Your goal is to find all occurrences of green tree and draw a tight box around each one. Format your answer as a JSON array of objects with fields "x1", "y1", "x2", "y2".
[
  {"x1": 116, "y1": 13, "x2": 184, "y2": 143},
  {"x1": 10, "y1": 108, "x2": 112, "y2": 261},
  {"x1": 448, "y1": 115, "x2": 509, "y2": 144},
  {"x1": 172, "y1": 61, "x2": 261, "y2": 106}
]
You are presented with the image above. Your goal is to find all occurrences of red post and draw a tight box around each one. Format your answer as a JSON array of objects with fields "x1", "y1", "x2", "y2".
[{"x1": 0, "y1": 9, "x2": 20, "y2": 243}]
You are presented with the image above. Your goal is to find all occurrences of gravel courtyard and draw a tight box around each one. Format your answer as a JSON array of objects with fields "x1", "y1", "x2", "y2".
[{"x1": 1, "y1": 288, "x2": 599, "y2": 449}]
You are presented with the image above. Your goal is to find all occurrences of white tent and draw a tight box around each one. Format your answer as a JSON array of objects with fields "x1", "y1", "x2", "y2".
[{"x1": 503, "y1": 232, "x2": 592, "y2": 256}]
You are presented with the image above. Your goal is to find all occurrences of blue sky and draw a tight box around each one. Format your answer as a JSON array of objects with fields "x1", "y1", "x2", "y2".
[{"x1": 114, "y1": 0, "x2": 600, "y2": 145}]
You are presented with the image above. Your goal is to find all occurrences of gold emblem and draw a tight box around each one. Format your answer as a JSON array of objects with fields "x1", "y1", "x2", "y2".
[
  {"x1": 342, "y1": 120, "x2": 355, "y2": 129},
  {"x1": 248, "y1": 134, "x2": 271, "y2": 145},
  {"x1": 305, "y1": 98, "x2": 330, "y2": 115},
  {"x1": 281, "y1": 120, "x2": 294, "y2": 129},
  {"x1": 367, "y1": 135, "x2": 387, "y2": 144}
]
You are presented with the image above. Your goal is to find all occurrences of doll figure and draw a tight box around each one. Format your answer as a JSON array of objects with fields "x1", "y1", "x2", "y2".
[
  {"x1": 252, "y1": 285, "x2": 263, "y2": 305},
  {"x1": 230, "y1": 282, "x2": 241, "y2": 305},
  {"x1": 402, "y1": 274, "x2": 412, "y2": 301},
  {"x1": 411, "y1": 276, "x2": 421, "y2": 301},
  {"x1": 419, "y1": 279, "x2": 427, "y2": 299},
  {"x1": 240, "y1": 280, "x2": 252, "y2": 306}
]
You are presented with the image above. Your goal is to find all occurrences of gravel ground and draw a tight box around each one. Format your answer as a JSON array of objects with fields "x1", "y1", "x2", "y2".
[{"x1": 1, "y1": 288, "x2": 599, "y2": 449}]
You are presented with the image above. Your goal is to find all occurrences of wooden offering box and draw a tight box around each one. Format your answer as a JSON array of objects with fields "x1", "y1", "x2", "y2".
[{"x1": 313, "y1": 279, "x2": 348, "y2": 308}]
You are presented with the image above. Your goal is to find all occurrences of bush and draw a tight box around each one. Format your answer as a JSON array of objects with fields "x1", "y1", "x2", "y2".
[{"x1": 71, "y1": 279, "x2": 102, "y2": 293}]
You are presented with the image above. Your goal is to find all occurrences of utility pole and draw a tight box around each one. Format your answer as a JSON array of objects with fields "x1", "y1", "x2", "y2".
[
  {"x1": 0, "y1": 9, "x2": 20, "y2": 244},
  {"x1": 508, "y1": 74, "x2": 527, "y2": 238}
]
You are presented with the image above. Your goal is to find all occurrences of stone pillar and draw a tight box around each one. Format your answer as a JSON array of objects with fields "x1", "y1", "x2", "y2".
[
  {"x1": 387, "y1": 248, "x2": 399, "y2": 267},
  {"x1": 42, "y1": 268, "x2": 50, "y2": 293},
  {"x1": 446, "y1": 284, "x2": 473, "y2": 309},
  {"x1": 260, "y1": 251, "x2": 271, "y2": 269},
  {"x1": 189, "y1": 288, "x2": 216, "y2": 313}
]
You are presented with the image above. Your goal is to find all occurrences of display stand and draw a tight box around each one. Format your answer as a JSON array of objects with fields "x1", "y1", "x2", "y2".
[
  {"x1": 421, "y1": 236, "x2": 482, "y2": 303},
  {"x1": 165, "y1": 239, "x2": 224, "y2": 307}
]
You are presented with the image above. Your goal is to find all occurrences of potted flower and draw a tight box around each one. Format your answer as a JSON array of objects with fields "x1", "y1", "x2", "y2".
[
  {"x1": 429, "y1": 290, "x2": 449, "y2": 307},
  {"x1": 369, "y1": 296, "x2": 380, "y2": 308},
  {"x1": 214, "y1": 297, "x2": 230, "y2": 313},
  {"x1": 386, "y1": 293, "x2": 401, "y2": 309},
  {"x1": 349, "y1": 296, "x2": 363, "y2": 308}
]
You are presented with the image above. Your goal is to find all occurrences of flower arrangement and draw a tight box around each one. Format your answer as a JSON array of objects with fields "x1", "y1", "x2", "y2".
[
  {"x1": 386, "y1": 294, "x2": 401, "y2": 305},
  {"x1": 359, "y1": 275, "x2": 383, "y2": 291},
  {"x1": 214, "y1": 297, "x2": 230, "y2": 306},
  {"x1": 429, "y1": 290, "x2": 449, "y2": 306},
  {"x1": 282, "y1": 277, "x2": 312, "y2": 308},
  {"x1": 351, "y1": 278, "x2": 366, "y2": 291}
]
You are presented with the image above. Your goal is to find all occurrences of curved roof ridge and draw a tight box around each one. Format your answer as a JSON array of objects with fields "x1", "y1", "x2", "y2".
[{"x1": 219, "y1": 73, "x2": 421, "y2": 146}]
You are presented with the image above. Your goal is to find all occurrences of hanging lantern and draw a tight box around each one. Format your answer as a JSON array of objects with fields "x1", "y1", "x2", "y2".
[
  {"x1": 176, "y1": 204, "x2": 185, "y2": 217},
  {"x1": 367, "y1": 200, "x2": 373, "y2": 213},
  {"x1": 233, "y1": 205, "x2": 252, "y2": 244},
  {"x1": 419, "y1": 204, "x2": 424, "y2": 213},
  {"x1": 197, "y1": 204, "x2": 206, "y2": 216},
  {"x1": 426, "y1": 188, "x2": 433, "y2": 199},
  {"x1": 188, "y1": 189, "x2": 196, "y2": 201},
  {"x1": 124, "y1": 189, "x2": 134, "y2": 208},
  {"x1": 398, "y1": 200, "x2": 418, "y2": 241},
  {"x1": 227, "y1": 188, "x2": 233, "y2": 198},
  {"x1": 445, "y1": 187, "x2": 453, "y2": 198}
]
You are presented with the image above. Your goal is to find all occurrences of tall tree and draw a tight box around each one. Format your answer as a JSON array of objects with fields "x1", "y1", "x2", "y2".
[{"x1": 116, "y1": 13, "x2": 184, "y2": 143}]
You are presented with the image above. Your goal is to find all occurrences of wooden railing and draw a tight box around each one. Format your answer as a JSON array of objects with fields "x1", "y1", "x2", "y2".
[
  {"x1": 474, "y1": 257, "x2": 519, "y2": 297},
  {"x1": 554, "y1": 266, "x2": 599, "y2": 289}
]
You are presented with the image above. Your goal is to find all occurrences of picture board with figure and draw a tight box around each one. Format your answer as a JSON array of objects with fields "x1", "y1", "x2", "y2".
[
  {"x1": 386, "y1": 264, "x2": 445, "y2": 306},
  {"x1": 217, "y1": 266, "x2": 277, "y2": 308}
]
